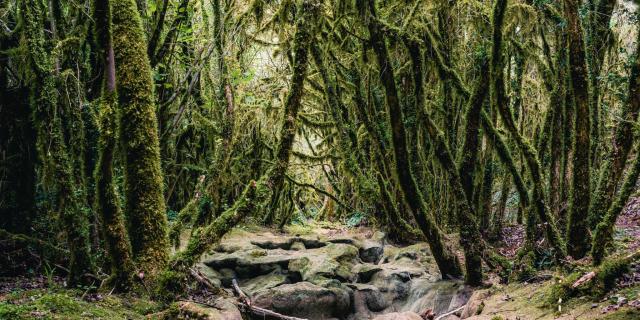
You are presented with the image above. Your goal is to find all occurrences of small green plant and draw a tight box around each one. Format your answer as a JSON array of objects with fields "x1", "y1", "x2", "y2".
[
  {"x1": 43, "y1": 264, "x2": 57, "y2": 290},
  {"x1": 346, "y1": 211, "x2": 365, "y2": 227}
]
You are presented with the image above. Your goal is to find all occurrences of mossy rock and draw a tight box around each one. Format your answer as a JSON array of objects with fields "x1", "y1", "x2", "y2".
[{"x1": 600, "y1": 308, "x2": 640, "y2": 320}]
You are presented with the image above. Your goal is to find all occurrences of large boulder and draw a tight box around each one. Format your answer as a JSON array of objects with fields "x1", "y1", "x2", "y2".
[
  {"x1": 251, "y1": 235, "x2": 327, "y2": 250},
  {"x1": 359, "y1": 240, "x2": 384, "y2": 264},
  {"x1": 286, "y1": 243, "x2": 360, "y2": 284},
  {"x1": 203, "y1": 249, "x2": 299, "y2": 279},
  {"x1": 352, "y1": 263, "x2": 383, "y2": 283},
  {"x1": 252, "y1": 281, "x2": 351, "y2": 319},
  {"x1": 239, "y1": 271, "x2": 290, "y2": 295},
  {"x1": 349, "y1": 283, "x2": 390, "y2": 313},
  {"x1": 174, "y1": 299, "x2": 242, "y2": 320}
]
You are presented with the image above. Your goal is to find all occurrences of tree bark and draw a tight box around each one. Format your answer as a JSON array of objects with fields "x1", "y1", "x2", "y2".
[
  {"x1": 93, "y1": 0, "x2": 136, "y2": 291},
  {"x1": 112, "y1": 0, "x2": 170, "y2": 275},
  {"x1": 564, "y1": 0, "x2": 592, "y2": 259},
  {"x1": 364, "y1": 0, "x2": 464, "y2": 280},
  {"x1": 21, "y1": 0, "x2": 95, "y2": 285}
]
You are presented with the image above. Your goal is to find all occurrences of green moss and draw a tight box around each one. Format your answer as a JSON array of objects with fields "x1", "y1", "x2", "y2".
[
  {"x1": 546, "y1": 272, "x2": 583, "y2": 306},
  {"x1": 111, "y1": 0, "x2": 169, "y2": 274},
  {"x1": 601, "y1": 308, "x2": 640, "y2": 320},
  {"x1": 515, "y1": 251, "x2": 537, "y2": 282},
  {"x1": 597, "y1": 258, "x2": 629, "y2": 292},
  {"x1": 547, "y1": 256, "x2": 632, "y2": 306},
  {"x1": 155, "y1": 270, "x2": 187, "y2": 301},
  {"x1": 0, "y1": 289, "x2": 156, "y2": 319},
  {"x1": 21, "y1": 0, "x2": 94, "y2": 285}
]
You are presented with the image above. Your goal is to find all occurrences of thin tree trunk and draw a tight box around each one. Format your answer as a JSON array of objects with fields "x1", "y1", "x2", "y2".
[
  {"x1": 564, "y1": 0, "x2": 592, "y2": 259},
  {"x1": 364, "y1": 0, "x2": 464, "y2": 280},
  {"x1": 168, "y1": 0, "x2": 319, "y2": 280},
  {"x1": 589, "y1": 16, "x2": 640, "y2": 230},
  {"x1": 21, "y1": 0, "x2": 95, "y2": 285},
  {"x1": 490, "y1": 0, "x2": 566, "y2": 259}
]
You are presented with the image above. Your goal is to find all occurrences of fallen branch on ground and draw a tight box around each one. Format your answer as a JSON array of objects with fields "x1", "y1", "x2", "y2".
[
  {"x1": 189, "y1": 267, "x2": 223, "y2": 294},
  {"x1": 572, "y1": 249, "x2": 640, "y2": 289},
  {"x1": 435, "y1": 305, "x2": 465, "y2": 320}
]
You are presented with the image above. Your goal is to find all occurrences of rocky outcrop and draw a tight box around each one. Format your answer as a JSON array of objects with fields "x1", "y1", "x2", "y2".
[
  {"x1": 173, "y1": 299, "x2": 242, "y2": 320},
  {"x1": 199, "y1": 229, "x2": 470, "y2": 320}
]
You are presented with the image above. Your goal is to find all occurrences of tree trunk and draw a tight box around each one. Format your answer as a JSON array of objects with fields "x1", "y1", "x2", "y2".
[
  {"x1": 364, "y1": 0, "x2": 464, "y2": 280},
  {"x1": 491, "y1": 0, "x2": 566, "y2": 260},
  {"x1": 564, "y1": 0, "x2": 592, "y2": 259},
  {"x1": 168, "y1": 0, "x2": 319, "y2": 279},
  {"x1": 112, "y1": 0, "x2": 170, "y2": 275},
  {"x1": 21, "y1": 0, "x2": 95, "y2": 285},
  {"x1": 93, "y1": 0, "x2": 135, "y2": 291}
]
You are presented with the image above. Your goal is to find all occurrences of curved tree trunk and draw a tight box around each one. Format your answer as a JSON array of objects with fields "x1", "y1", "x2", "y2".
[
  {"x1": 490, "y1": 0, "x2": 566, "y2": 260},
  {"x1": 364, "y1": 0, "x2": 464, "y2": 280}
]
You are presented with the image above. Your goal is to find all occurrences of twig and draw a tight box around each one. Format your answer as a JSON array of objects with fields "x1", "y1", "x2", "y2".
[
  {"x1": 231, "y1": 278, "x2": 251, "y2": 306},
  {"x1": 189, "y1": 267, "x2": 223, "y2": 294},
  {"x1": 435, "y1": 305, "x2": 465, "y2": 320}
]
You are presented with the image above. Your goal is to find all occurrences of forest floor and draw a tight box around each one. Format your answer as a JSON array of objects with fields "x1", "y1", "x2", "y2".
[{"x1": 1, "y1": 199, "x2": 640, "y2": 319}]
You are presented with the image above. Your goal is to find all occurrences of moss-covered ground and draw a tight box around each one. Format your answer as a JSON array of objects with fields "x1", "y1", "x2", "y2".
[{"x1": 0, "y1": 286, "x2": 161, "y2": 319}]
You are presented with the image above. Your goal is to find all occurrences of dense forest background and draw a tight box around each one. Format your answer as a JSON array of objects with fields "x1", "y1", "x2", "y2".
[{"x1": 1, "y1": 0, "x2": 640, "y2": 317}]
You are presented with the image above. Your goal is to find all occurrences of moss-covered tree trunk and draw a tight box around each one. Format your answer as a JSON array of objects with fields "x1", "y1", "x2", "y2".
[
  {"x1": 168, "y1": 0, "x2": 319, "y2": 279},
  {"x1": 548, "y1": 30, "x2": 568, "y2": 217},
  {"x1": 422, "y1": 114, "x2": 486, "y2": 284},
  {"x1": 586, "y1": 0, "x2": 616, "y2": 165},
  {"x1": 591, "y1": 20, "x2": 640, "y2": 264},
  {"x1": 406, "y1": 41, "x2": 487, "y2": 284},
  {"x1": 564, "y1": 0, "x2": 591, "y2": 259},
  {"x1": 111, "y1": 0, "x2": 170, "y2": 274},
  {"x1": 21, "y1": 0, "x2": 95, "y2": 286},
  {"x1": 591, "y1": 143, "x2": 640, "y2": 265},
  {"x1": 589, "y1": 13, "x2": 640, "y2": 230},
  {"x1": 93, "y1": 0, "x2": 135, "y2": 291},
  {"x1": 458, "y1": 59, "x2": 490, "y2": 204},
  {"x1": 364, "y1": 0, "x2": 463, "y2": 280},
  {"x1": 491, "y1": 0, "x2": 565, "y2": 259},
  {"x1": 263, "y1": 0, "x2": 316, "y2": 224},
  {"x1": 491, "y1": 178, "x2": 510, "y2": 240}
]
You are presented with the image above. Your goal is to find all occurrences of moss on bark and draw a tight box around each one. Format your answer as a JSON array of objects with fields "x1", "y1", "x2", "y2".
[
  {"x1": 589, "y1": 15, "x2": 640, "y2": 230},
  {"x1": 111, "y1": 0, "x2": 170, "y2": 274},
  {"x1": 364, "y1": 0, "x2": 464, "y2": 280},
  {"x1": 263, "y1": 0, "x2": 318, "y2": 224},
  {"x1": 564, "y1": 0, "x2": 591, "y2": 259},
  {"x1": 21, "y1": 0, "x2": 95, "y2": 286},
  {"x1": 591, "y1": 143, "x2": 640, "y2": 265},
  {"x1": 93, "y1": 0, "x2": 135, "y2": 291},
  {"x1": 490, "y1": 0, "x2": 566, "y2": 260}
]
